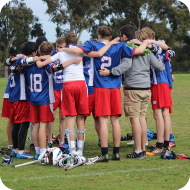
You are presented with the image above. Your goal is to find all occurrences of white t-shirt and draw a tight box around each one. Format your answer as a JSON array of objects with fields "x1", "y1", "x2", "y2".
[{"x1": 50, "y1": 45, "x2": 85, "y2": 83}]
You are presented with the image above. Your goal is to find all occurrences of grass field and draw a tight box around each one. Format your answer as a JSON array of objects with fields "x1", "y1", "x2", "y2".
[{"x1": 0, "y1": 74, "x2": 190, "y2": 190}]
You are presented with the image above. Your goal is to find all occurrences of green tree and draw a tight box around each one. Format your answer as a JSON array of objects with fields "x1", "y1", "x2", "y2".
[
  {"x1": 42, "y1": 0, "x2": 108, "y2": 41},
  {"x1": 0, "y1": 0, "x2": 45, "y2": 60}
]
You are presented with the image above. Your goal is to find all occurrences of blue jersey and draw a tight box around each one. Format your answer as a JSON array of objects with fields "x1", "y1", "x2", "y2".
[
  {"x1": 83, "y1": 56, "x2": 94, "y2": 94},
  {"x1": 3, "y1": 76, "x2": 11, "y2": 98},
  {"x1": 51, "y1": 50, "x2": 64, "y2": 91},
  {"x1": 150, "y1": 51, "x2": 169, "y2": 85},
  {"x1": 165, "y1": 58, "x2": 173, "y2": 88},
  {"x1": 20, "y1": 62, "x2": 55, "y2": 106},
  {"x1": 52, "y1": 58, "x2": 64, "y2": 91},
  {"x1": 8, "y1": 57, "x2": 30, "y2": 103},
  {"x1": 80, "y1": 40, "x2": 135, "y2": 89}
]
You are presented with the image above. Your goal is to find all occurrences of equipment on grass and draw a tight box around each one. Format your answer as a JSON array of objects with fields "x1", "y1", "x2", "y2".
[
  {"x1": 161, "y1": 150, "x2": 177, "y2": 159},
  {"x1": 120, "y1": 133, "x2": 133, "y2": 141},
  {"x1": 12, "y1": 160, "x2": 38, "y2": 168},
  {"x1": 57, "y1": 151, "x2": 86, "y2": 170},
  {"x1": 38, "y1": 147, "x2": 62, "y2": 165},
  {"x1": 85, "y1": 156, "x2": 99, "y2": 165},
  {"x1": 2, "y1": 155, "x2": 13, "y2": 166},
  {"x1": 0, "y1": 148, "x2": 13, "y2": 166},
  {"x1": 58, "y1": 144, "x2": 69, "y2": 154},
  {"x1": 176, "y1": 154, "x2": 190, "y2": 160}
]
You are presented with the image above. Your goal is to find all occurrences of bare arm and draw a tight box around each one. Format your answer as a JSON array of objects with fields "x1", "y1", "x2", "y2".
[
  {"x1": 88, "y1": 37, "x2": 120, "y2": 58},
  {"x1": 172, "y1": 74, "x2": 175, "y2": 81},
  {"x1": 60, "y1": 48, "x2": 84, "y2": 55},
  {"x1": 134, "y1": 40, "x2": 150, "y2": 55},
  {"x1": 36, "y1": 57, "x2": 82, "y2": 69},
  {"x1": 148, "y1": 40, "x2": 168, "y2": 51},
  {"x1": 129, "y1": 39, "x2": 152, "y2": 49}
]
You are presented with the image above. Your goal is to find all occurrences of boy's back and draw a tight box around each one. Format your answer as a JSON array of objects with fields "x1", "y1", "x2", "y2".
[
  {"x1": 80, "y1": 40, "x2": 135, "y2": 88},
  {"x1": 25, "y1": 62, "x2": 55, "y2": 106},
  {"x1": 51, "y1": 45, "x2": 84, "y2": 83}
]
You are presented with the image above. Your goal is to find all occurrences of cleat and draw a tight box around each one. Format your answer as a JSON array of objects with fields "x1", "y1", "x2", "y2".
[
  {"x1": 126, "y1": 151, "x2": 144, "y2": 159},
  {"x1": 147, "y1": 142, "x2": 157, "y2": 149},
  {"x1": 97, "y1": 154, "x2": 109, "y2": 162},
  {"x1": 47, "y1": 142, "x2": 53, "y2": 148},
  {"x1": 16, "y1": 151, "x2": 34, "y2": 159},
  {"x1": 169, "y1": 142, "x2": 176, "y2": 148},
  {"x1": 10, "y1": 150, "x2": 17, "y2": 157},
  {"x1": 34, "y1": 154, "x2": 40, "y2": 160},
  {"x1": 150, "y1": 147, "x2": 163, "y2": 155},
  {"x1": 29, "y1": 144, "x2": 35, "y2": 152},
  {"x1": 110, "y1": 153, "x2": 120, "y2": 161},
  {"x1": 25, "y1": 150, "x2": 30, "y2": 154},
  {"x1": 142, "y1": 150, "x2": 147, "y2": 158}
]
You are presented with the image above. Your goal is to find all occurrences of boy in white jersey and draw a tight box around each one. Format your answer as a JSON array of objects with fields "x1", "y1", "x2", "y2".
[{"x1": 36, "y1": 33, "x2": 87, "y2": 156}]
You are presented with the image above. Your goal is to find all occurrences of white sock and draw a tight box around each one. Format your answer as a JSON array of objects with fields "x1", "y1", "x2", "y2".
[
  {"x1": 40, "y1": 148, "x2": 46, "y2": 155},
  {"x1": 59, "y1": 142, "x2": 64, "y2": 146},
  {"x1": 18, "y1": 150, "x2": 24, "y2": 154},
  {"x1": 8, "y1": 145, "x2": 13, "y2": 149},
  {"x1": 13, "y1": 149, "x2": 18, "y2": 153},
  {"x1": 35, "y1": 147, "x2": 40, "y2": 154},
  {"x1": 70, "y1": 141, "x2": 76, "y2": 153},
  {"x1": 77, "y1": 140, "x2": 83, "y2": 155},
  {"x1": 135, "y1": 150, "x2": 141, "y2": 154}
]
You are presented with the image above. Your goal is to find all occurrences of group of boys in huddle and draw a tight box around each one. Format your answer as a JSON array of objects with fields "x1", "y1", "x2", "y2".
[{"x1": 1, "y1": 24, "x2": 175, "y2": 162}]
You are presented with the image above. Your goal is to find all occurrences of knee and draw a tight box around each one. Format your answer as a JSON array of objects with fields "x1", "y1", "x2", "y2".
[{"x1": 59, "y1": 115, "x2": 66, "y2": 121}]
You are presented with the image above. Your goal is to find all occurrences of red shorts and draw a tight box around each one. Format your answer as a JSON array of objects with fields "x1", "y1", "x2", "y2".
[
  {"x1": 10, "y1": 101, "x2": 30, "y2": 123},
  {"x1": 53, "y1": 90, "x2": 62, "y2": 110},
  {"x1": 61, "y1": 81, "x2": 89, "y2": 116},
  {"x1": 84, "y1": 94, "x2": 95, "y2": 117},
  {"x1": 1, "y1": 98, "x2": 11, "y2": 118},
  {"x1": 30, "y1": 104, "x2": 54, "y2": 123},
  {"x1": 150, "y1": 83, "x2": 172, "y2": 110},
  {"x1": 94, "y1": 87, "x2": 122, "y2": 117}
]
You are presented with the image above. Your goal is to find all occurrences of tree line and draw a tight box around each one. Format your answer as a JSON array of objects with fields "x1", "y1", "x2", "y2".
[{"x1": 0, "y1": 0, "x2": 190, "y2": 73}]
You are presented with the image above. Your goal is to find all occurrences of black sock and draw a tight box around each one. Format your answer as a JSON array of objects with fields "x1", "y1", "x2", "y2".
[
  {"x1": 113, "y1": 147, "x2": 120, "y2": 155},
  {"x1": 156, "y1": 142, "x2": 163, "y2": 149},
  {"x1": 163, "y1": 141, "x2": 169, "y2": 148},
  {"x1": 101, "y1": 147, "x2": 108, "y2": 156}
]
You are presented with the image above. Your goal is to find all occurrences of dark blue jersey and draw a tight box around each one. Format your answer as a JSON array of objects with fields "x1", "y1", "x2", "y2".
[
  {"x1": 9, "y1": 57, "x2": 30, "y2": 103},
  {"x1": 83, "y1": 56, "x2": 94, "y2": 94},
  {"x1": 150, "y1": 51, "x2": 169, "y2": 85},
  {"x1": 80, "y1": 40, "x2": 135, "y2": 89},
  {"x1": 20, "y1": 62, "x2": 55, "y2": 106}
]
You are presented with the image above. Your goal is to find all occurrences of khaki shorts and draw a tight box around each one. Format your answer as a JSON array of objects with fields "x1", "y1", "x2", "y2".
[{"x1": 124, "y1": 90, "x2": 151, "y2": 118}]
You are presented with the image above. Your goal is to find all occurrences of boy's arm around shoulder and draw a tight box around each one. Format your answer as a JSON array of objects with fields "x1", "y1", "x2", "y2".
[{"x1": 150, "y1": 53, "x2": 165, "y2": 72}]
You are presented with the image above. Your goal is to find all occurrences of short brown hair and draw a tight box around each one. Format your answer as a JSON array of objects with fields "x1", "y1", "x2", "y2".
[
  {"x1": 97, "y1": 26, "x2": 112, "y2": 40},
  {"x1": 141, "y1": 27, "x2": 155, "y2": 40},
  {"x1": 39, "y1": 41, "x2": 54, "y2": 56},
  {"x1": 65, "y1": 33, "x2": 78, "y2": 45},
  {"x1": 56, "y1": 37, "x2": 65, "y2": 45},
  {"x1": 135, "y1": 30, "x2": 148, "y2": 41},
  {"x1": 120, "y1": 25, "x2": 135, "y2": 38}
]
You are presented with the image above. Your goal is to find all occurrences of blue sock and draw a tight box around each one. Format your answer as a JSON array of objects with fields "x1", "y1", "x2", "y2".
[{"x1": 169, "y1": 134, "x2": 174, "y2": 142}]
